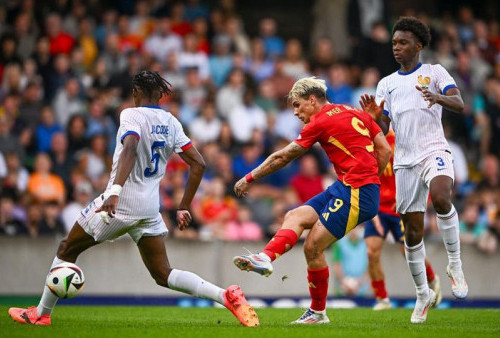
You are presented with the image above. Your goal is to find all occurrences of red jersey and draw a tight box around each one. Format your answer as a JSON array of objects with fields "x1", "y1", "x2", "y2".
[
  {"x1": 295, "y1": 103, "x2": 381, "y2": 188},
  {"x1": 379, "y1": 130, "x2": 398, "y2": 216}
]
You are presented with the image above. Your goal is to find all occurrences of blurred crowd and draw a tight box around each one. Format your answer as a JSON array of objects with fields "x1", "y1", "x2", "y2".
[{"x1": 0, "y1": 0, "x2": 499, "y2": 259}]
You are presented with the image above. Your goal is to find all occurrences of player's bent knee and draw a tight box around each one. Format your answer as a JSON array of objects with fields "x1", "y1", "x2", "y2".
[
  {"x1": 431, "y1": 194, "x2": 451, "y2": 214},
  {"x1": 303, "y1": 240, "x2": 321, "y2": 262},
  {"x1": 405, "y1": 227, "x2": 424, "y2": 245},
  {"x1": 367, "y1": 247, "x2": 381, "y2": 262},
  {"x1": 152, "y1": 267, "x2": 172, "y2": 287}
]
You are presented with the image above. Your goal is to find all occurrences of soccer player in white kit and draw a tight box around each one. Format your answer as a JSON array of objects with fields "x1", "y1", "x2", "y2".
[
  {"x1": 359, "y1": 17, "x2": 468, "y2": 324},
  {"x1": 8, "y1": 71, "x2": 259, "y2": 327}
]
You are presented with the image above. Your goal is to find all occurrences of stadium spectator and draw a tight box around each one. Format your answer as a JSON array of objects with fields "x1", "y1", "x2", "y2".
[
  {"x1": 1, "y1": 151, "x2": 28, "y2": 195},
  {"x1": 66, "y1": 114, "x2": 87, "y2": 154},
  {"x1": 351, "y1": 67, "x2": 379, "y2": 108},
  {"x1": 326, "y1": 63, "x2": 353, "y2": 104},
  {"x1": 216, "y1": 67, "x2": 245, "y2": 119},
  {"x1": 0, "y1": 114, "x2": 26, "y2": 164},
  {"x1": 192, "y1": 17, "x2": 210, "y2": 54},
  {"x1": 332, "y1": 227, "x2": 369, "y2": 296},
  {"x1": 116, "y1": 15, "x2": 142, "y2": 53},
  {"x1": 198, "y1": 177, "x2": 238, "y2": 240},
  {"x1": 225, "y1": 16, "x2": 251, "y2": 57},
  {"x1": 0, "y1": 195, "x2": 26, "y2": 236},
  {"x1": 170, "y1": 2, "x2": 192, "y2": 37},
  {"x1": 27, "y1": 153, "x2": 65, "y2": 205},
  {"x1": 45, "y1": 13, "x2": 75, "y2": 56},
  {"x1": 85, "y1": 98, "x2": 117, "y2": 153},
  {"x1": 247, "y1": 38, "x2": 275, "y2": 83},
  {"x1": 268, "y1": 58, "x2": 295, "y2": 99},
  {"x1": 52, "y1": 77, "x2": 85, "y2": 128},
  {"x1": 189, "y1": 102, "x2": 221, "y2": 144},
  {"x1": 310, "y1": 37, "x2": 336, "y2": 76},
  {"x1": 478, "y1": 209, "x2": 500, "y2": 255},
  {"x1": 49, "y1": 131, "x2": 74, "y2": 189},
  {"x1": 209, "y1": 34, "x2": 233, "y2": 87},
  {"x1": 14, "y1": 12, "x2": 37, "y2": 61},
  {"x1": 61, "y1": 180, "x2": 93, "y2": 234},
  {"x1": 225, "y1": 205, "x2": 263, "y2": 241},
  {"x1": 78, "y1": 134, "x2": 111, "y2": 187},
  {"x1": 178, "y1": 33, "x2": 210, "y2": 81},
  {"x1": 459, "y1": 199, "x2": 488, "y2": 244},
  {"x1": 144, "y1": 18, "x2": 182, "y2": 63},
  {"x1": 290, "y1": 155, "x2": 324, "y2": 204},
  {"x1": 228, "y1": 87, "x2": 267, "y2": 143},
  {"x1": 259, "y1": 18, "x2": 285, "y2": 59},
  {"x1": 282, "y1": 39, "x2": 309, "y2": 80},
  {"x1": 35, "y1": 106, "x2": 62, "y2": 153},
  {"x1": 179, "y1": 67, "x2": 208, "y2": 125},
  {"x1": 19, "y1": 80, "x2": 43, "y2": 130}
]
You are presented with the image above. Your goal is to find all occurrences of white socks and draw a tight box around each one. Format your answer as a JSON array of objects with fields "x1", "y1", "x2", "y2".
[
  {"x1": 167, "y1": 269, "x2": 224, "y2": 305},
  {"x1": 405, "y1": 240, "x2": 429, "y2": 299},
  {"x1": 437, "y1": 205, "x2": 462, "y2": 270},
  {"x1": 37, "y1": 256, "x2": 66, "y2": 316}
]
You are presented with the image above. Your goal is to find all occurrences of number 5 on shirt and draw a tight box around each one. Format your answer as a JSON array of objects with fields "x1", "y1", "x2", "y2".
[{"x1": 144, "y1": 141, "x2": 166, "y2": 177}]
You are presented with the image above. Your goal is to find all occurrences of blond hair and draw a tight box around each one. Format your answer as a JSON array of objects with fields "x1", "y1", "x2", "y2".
[{"x1": 287, "y1": 76, "x2": 327, "y2": 102}]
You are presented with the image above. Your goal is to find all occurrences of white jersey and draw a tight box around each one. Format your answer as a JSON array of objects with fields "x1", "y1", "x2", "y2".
[
  {"x1": 105, "y1": 106, "x2": 192, "y2": 218},
  {"x1": 376, "y1": 63, "x2": 457, "y2": 169}
]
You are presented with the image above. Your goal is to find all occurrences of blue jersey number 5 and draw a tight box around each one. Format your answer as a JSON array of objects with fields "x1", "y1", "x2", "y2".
[{"x1": 144, "y1": 141, "x2": 166, "y2": 177}]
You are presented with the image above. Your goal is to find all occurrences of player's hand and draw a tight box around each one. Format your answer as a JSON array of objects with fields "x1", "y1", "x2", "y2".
[
  {"x1": 360, "y1": 94, "x2": 385, "y2": 121},
  {"x1": 234, "y1": 177, "x2": 250, "y2": 197},
  {"x1": 416, "y1": 85, "x2": 439, "y2": 108},
  {"x1": 95, "y1": 195, "x2": 119, "y2": 224},
  {"x1": 176, "y1": 209, "x2": 192, "y2": 230}
]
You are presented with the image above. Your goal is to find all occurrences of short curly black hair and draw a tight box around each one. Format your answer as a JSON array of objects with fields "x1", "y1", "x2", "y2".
[{"x1": 392, "y1": 16, "x2": 431, "y2": 47}]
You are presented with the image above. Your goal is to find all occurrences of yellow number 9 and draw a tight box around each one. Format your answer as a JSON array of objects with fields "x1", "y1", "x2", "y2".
[
  {"x1": 328, "y1": 199, "x2": 344, "y2": 213},
  {"x1": 351, "y1": 117, "x2": 370, "y2": 136}
]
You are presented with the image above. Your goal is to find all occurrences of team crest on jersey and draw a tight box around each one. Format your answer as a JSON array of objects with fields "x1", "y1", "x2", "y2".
[{"x1": 417, "y1": 75, "x2": 431, "y2": 89}]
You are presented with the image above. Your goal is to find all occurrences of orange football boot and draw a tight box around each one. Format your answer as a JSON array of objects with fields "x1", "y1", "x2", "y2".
[
  {"x1": 8, "y1": 306, "x2": 51, "y2": 325},
  {"x1": 223, "y1": 285, "x2": 259, "y2": 327}
]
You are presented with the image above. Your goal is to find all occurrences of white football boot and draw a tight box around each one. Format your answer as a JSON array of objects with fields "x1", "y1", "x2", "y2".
[
  {"x1": 373, "y1": 298, "x2": 392, "y2": 311},
  {"x1": 233, "y1": 253, "x2": 273, "y2": 277},
  {"x1": 410, "y1": 289, "x2": 437, "y2": 324},
  {"x1": 446, "y1": 265, "x2": 468, "y2": 300},
  {"x1": 429, "y1": 275, "x2": 442, "y2": 307},
  {"x1": 291, "y1": 308, "x2": 330, "y2": 324}
]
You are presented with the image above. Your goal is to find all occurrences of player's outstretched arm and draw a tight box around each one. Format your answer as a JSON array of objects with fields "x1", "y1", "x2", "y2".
[
  {"x1": 415, "y1": 86, "x2": 464, "y2": 113},
  {"x1": 234, "y1": 142, "x2": 308, "y2": 197},
  {"x1": 177, "y1": 145, "x2": 206, "y2": 229},
  {"x1": 373, "y1": 131, "x2": 392, "y2": 176},
  {"x1": 96, "y1": 135, "x2": 139, "y2": 221},
  {"x1": 360, "y1": 94, "x2": 391, "y2": 135}
]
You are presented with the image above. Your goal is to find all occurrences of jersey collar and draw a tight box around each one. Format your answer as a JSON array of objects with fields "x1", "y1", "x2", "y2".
[
  {"x1": 142, "y1": 105, "x2": 162, "y2": 109},
  {"x1": 398, "y1": 62, "x2": 422, "y2": 75}
]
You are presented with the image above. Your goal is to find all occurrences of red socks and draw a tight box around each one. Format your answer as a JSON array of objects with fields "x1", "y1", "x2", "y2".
[
  {"x1": 308, "y1": 267, "x2": 329, "y2": 311},
  {"x1": 262, "y1": 229, "x2": 298, "y2": 262},
  {"x1": 425, "y1": 262, "x2": 436, "y2": 283},
  {"x1": 371, "y1": 280, "x2": 388, "y2": 299}
]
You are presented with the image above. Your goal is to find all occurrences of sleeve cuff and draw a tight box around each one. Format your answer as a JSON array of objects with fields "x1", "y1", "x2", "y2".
[
  {"x1": 383, "y1": 110, "x2": 390, "y2": 117},
  {"x1": 121, "y1": 131, "x2": 140, "y2": 143},
  {"x1": 443, "y1": 84, "x2": 457, "y2": 95},
  {"x1": 179, "y1": 141, "x2": 193, "y2": 152}
]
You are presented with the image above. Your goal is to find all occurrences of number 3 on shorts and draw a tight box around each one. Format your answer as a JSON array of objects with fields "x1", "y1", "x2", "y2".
[{"x1": 436, "y1": 157, "x2": 445, "y2": 167}]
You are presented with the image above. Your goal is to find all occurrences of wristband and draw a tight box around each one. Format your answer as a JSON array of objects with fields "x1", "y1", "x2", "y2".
[
  {"x1": 245, "y1": 172, "x2": 254, "y2": 183},
  {"x1": 109, "y1": 184, "x2": 122, "y2": 197}
]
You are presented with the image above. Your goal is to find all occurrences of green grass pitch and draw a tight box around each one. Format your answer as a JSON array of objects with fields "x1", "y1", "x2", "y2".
[{"x1": 1, "y1": 306, "x2": 499, "y2": 338}]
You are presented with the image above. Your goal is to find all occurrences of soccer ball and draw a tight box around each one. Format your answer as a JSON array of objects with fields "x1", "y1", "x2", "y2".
[{"x1": 46, "y1": 263, "x2": 85, "y2": 299}]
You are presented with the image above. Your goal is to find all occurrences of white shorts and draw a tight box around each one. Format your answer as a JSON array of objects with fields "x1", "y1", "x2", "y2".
[
  {"x1": 395, "y1": 151, "x2": 454, "y2": 214},
  {"x1": 77, "y1": 194, "x2": 168, "y2": 243}
]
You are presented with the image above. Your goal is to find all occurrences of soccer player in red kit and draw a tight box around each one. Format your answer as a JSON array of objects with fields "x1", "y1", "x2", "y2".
[
  {"x1": 232, "y1": 77, "x2": 392, "y2": 324},
  {"x1": 364, "y1": 130, "x2": 442, "y2": 310}
]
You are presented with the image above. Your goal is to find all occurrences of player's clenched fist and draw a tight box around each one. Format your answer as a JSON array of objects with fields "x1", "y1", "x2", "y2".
[
  {"x1": 234, "y1": 177, "x2": 250, "y2": 197},
  {"x1": 176, "y1": 209, "x2": 192, "y2": 230},
  {"x1": 95, "y1": 195, "x2": 119, "y2": 224}
]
